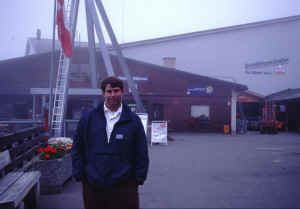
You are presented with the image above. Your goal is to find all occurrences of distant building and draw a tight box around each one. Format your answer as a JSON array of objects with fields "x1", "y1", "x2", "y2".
[
  {"x1": 25, "y1": 15, "x2": 300, "y2": 96},
  {"x1": 0, "y1": 49, "x2": 246, "y2": 133}
]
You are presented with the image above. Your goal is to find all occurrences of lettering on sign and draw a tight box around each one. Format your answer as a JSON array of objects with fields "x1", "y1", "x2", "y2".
[{"x1": 245, "y1": 58, "x2": 288, "y2": 75}]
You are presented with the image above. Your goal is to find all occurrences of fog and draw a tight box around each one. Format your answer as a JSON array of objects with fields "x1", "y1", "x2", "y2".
[
  {"x1": 1, "y1": 1, "x2": 300, "y2": 208},
  {"x1": 1, "y1": 0, "x2": 300, "y2": 60},
  {"x1": 0, "y1": 0, "x2": 299, "y2": 124}
]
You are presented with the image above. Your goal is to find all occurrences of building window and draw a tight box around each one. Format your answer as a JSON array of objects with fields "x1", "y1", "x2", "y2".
[
  {"x1": 125, "y1": 101, "x2": 148, "y2": 114},
  {"x1": 190, "y1": 105, "x2": 210, "y2": 120}
]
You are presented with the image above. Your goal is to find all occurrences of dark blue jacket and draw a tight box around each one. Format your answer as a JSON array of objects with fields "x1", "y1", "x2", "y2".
[{"x1": 71, "y1": 102, "x2": 149, "y2": 188}]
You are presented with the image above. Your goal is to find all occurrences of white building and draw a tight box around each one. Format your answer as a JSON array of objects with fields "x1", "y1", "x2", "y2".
[{"x1": 26, "y1": 15, "x2": 300, "y2": 96}]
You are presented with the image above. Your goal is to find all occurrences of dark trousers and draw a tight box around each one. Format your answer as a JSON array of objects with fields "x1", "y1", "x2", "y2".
[{"x1": 82, "y1": 178, "x2": 139, "y2": 209}]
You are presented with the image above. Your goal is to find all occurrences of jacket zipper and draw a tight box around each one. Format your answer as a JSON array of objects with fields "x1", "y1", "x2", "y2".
[{"x1": 108, "y1": 121, "x2": 119, "y2": 144}]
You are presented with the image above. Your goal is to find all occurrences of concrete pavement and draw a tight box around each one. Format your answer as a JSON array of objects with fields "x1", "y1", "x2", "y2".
[{"x1": 38, "y1": 132, "x2": 300, "y2": 208}]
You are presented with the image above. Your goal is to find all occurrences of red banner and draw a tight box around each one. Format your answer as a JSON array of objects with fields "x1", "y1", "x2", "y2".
[{"x1": 57, "y1": 0, "x2": 72, "y2": 57}]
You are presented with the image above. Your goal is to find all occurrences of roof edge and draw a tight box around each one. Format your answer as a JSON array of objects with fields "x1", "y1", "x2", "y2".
[
  {"x1": 26, "y1": 15, "x2": 300, "y2": 52},
  {"x1": 118, "y1": 15, "x2": 300, "y2": 49}
]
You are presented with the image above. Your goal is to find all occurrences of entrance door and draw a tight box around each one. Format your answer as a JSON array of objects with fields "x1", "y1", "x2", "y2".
[{"x1": 152, "y1": 104, "x2": 164, "y2": 120}]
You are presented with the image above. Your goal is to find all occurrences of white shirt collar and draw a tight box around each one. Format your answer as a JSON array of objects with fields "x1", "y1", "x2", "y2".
[
  {"x1": 104, "y1": 103, "x2": 122, "y2": 116},
  {"x1": 103, "y1": 103, "x2": 123, "y2": 143}
]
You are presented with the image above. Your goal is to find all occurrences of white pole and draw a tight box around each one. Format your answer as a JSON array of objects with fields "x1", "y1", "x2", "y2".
[{"x1": 231, "y1": 90, "x2": 238, "y2": 135}]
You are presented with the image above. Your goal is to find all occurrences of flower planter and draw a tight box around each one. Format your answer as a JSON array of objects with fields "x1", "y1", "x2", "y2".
[{"x1": 33, "y1": 153, "x2": 72, "y2": 194}]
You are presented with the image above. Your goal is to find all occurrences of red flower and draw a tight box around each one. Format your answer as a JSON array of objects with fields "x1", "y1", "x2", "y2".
[
  {"x1": 45, "y1": 145, "x2": 53, "y2": 152},
  {"x1": 51, "y1": 148, "x2": 57, "y2": 153},
  {"x1": 39, "y1": 139, "x2": 73, "y2": 160}
]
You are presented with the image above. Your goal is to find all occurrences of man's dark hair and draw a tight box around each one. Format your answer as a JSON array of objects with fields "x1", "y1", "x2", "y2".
[{"x1": 101, "y1": 76, "x2": 124, "y2": 92}]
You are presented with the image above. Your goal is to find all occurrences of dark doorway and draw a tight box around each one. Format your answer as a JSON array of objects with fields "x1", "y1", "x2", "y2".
[
  {"x1": 152, "y1": 104, "x2": 164, "y2": 120},
  {"x1": 286, "y1": 99, "x2": 300, "y2": 132}
]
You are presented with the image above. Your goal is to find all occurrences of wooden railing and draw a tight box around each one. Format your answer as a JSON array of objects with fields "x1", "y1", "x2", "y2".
[{"x1": 0, "y1": 126, "x2": 47, "y2": 174}]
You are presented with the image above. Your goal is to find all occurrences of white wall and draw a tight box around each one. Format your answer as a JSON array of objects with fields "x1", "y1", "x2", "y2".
[{"x1": 121, "y1": 19, "x2": 300, "y2": 96}]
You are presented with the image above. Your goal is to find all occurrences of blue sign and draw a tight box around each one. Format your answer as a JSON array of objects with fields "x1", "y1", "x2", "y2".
[{"x1": 187, "y1": 85, "x2": 214, "y2": 95}]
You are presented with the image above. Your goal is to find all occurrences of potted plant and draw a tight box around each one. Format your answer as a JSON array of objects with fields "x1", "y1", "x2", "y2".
[{"x1": 34, "y1": 137, "x2": 73, "y2": 194}]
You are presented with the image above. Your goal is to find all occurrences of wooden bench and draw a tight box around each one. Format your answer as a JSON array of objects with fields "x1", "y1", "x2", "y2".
[{"x1": 0, "y1": 127, "x2": 46, "y2": 209}]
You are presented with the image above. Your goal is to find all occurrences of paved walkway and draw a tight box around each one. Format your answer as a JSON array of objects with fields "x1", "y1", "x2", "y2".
[{"x1": 38, "y1": 132, "x2": 300, "y2": 208}]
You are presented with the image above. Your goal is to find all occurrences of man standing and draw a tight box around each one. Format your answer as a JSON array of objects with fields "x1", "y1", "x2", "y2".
[{"x1": 72, "y1": 76, "x2": 149, "y2": 209}]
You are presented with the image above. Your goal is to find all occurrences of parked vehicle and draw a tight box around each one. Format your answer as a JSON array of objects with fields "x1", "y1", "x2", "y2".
[{"x1": 260, "y1": 101, "x2": 283, "y2": 134}]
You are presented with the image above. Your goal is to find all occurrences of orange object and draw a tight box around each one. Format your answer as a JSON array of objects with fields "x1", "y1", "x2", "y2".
[{"x1": 224, "y1": 125, "x2": 230, "y2": 134}]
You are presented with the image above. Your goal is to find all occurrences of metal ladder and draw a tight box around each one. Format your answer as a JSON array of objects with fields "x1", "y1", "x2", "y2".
[{"x1": 51, "y1": 0, "x2": 74, "y2": 137}]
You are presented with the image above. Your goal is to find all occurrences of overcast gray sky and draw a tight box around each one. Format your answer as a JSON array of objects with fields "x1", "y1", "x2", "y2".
[{"x1": 0, "y1": 0, "x2": 300, "y2": 60}]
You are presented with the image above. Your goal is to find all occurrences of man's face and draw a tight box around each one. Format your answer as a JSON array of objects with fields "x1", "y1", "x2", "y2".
[{"x1": 103, "y1": 84, "x2": 124, "y2": 111}]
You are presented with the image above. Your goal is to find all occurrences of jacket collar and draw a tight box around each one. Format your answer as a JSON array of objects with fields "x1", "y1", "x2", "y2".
[
  {"x1": 96, "y1": 101, "x2": 131, "y2": 123},
  {"x1": 104, "y1": 103, "x2": 123, "y2": 117}
]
